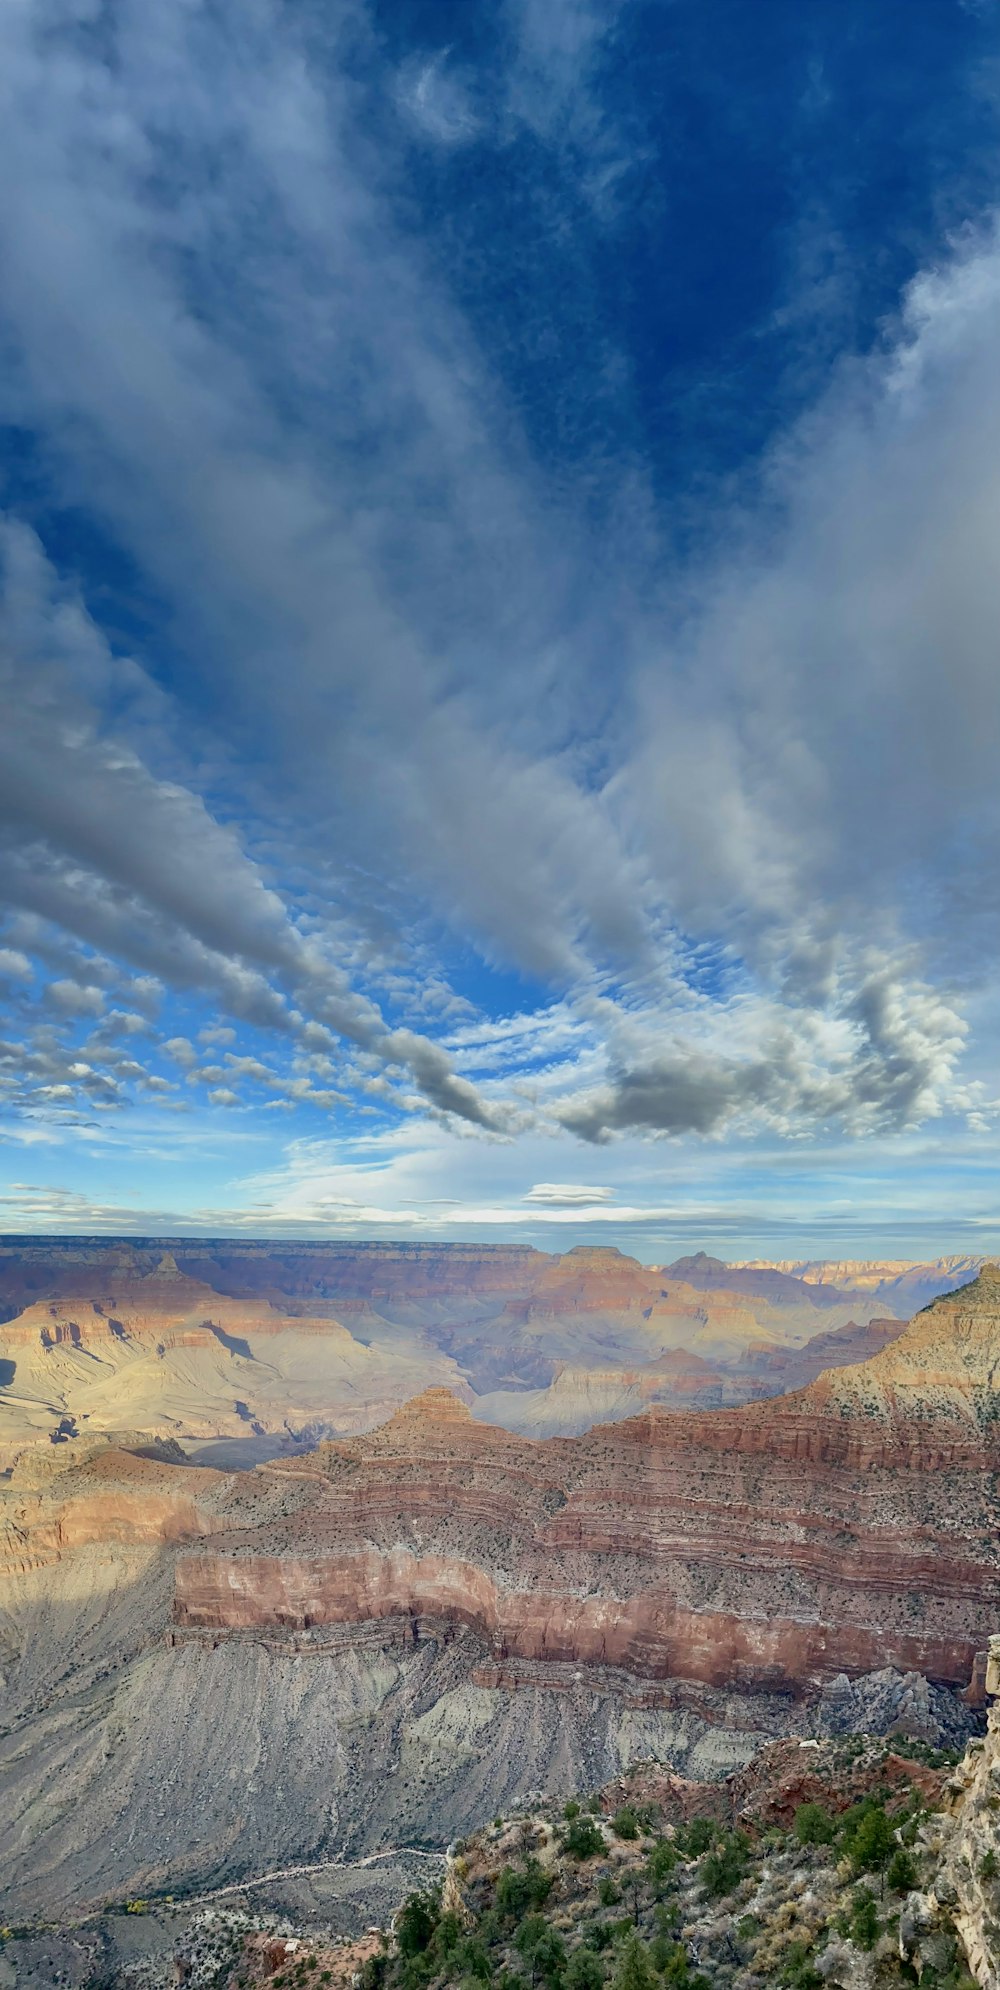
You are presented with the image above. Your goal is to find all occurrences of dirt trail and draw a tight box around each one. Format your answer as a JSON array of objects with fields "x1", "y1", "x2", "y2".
[{"x1": 178, "y1": 1844, "x2": 447, "y2": 1908}]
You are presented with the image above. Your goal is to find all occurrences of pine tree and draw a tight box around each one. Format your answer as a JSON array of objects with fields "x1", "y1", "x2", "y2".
[{"x1": 611, "y1": 1933, "x2": 659, "y2": 1990}]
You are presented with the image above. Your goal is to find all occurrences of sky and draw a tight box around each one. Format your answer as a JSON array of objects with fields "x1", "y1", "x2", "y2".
[{"x1": 2, "y1": 0, "x2": 1000, "y2": 1257}]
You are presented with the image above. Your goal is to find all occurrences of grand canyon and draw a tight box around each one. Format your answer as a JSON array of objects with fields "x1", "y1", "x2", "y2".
[
  {"x1": 0, "y1": 1237, "x2": 963, "y2": 1465},
  {"x1": 1, "y1": 1237, "x2": 998, "y2": 1972},
  {"x1": 11, "y1": 8, "x2": 1000, "y2": 1982}
]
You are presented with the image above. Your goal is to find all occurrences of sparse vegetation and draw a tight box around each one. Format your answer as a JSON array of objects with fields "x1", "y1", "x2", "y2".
[{"x1": 367, "y1": 1734, "x2": 977, "y2": 1990}]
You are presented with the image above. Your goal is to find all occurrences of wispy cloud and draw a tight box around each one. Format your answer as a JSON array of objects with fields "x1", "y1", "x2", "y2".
[{"x1": 0, "y1": 0, "x2": 999, "y2": 1241}]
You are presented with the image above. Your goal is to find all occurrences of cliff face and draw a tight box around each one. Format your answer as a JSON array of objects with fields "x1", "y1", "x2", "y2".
[
  {"x1": 739, "y1": 1254, "x2": 991, "y2": 1313},
  {"x1": 5, "y1": 1272, "x2": 999, "y2": 1702},
  {"x1": 0, "y1": 1239, "x2": 913, "y2": 1462},
  {"x1": 167, "y1": 1264, "x2": 1000, "y2": 1691},
  {"x1": 0, "y1": 1325, "x2": 995, "y2": 1924},
  {"x1": 934, "y1": 1702, "x2": 1000, "y2": 1989}
]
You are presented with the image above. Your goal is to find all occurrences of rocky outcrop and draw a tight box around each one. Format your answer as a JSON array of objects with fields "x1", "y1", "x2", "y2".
[
  {"x1": 0, "y1": 1239, "x2": 927, "y2": 1461},
  {"x1": 916, "y1": 1649, "x2": 1000, "y2": 1989},
  {"x1": 741, "y1": 1254, "x2": 990, "y2": 1313},
  {"x1": 0, "y1": 1420, "x2": 990, "y2": 1924}
]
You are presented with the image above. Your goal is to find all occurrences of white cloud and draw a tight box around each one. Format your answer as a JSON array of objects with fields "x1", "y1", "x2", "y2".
[
  {"x1": 524, "y1": 1182, "x2": 616, "y2": 1205},
  {"x1": 46, "y1": 980, "x2": 106, "y2": 1017},
  {"x1": 0, "y1": 0, "x2": 999, "y2": 1215},
  {"x1": 397, "y1": 51, "x2": 479, "y2": 146}
]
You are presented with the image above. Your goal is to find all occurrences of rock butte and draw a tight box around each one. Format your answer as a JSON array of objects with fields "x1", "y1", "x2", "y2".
[{"x1": 170, "y1": 1269, "x2": 1000, "y2": 1689}]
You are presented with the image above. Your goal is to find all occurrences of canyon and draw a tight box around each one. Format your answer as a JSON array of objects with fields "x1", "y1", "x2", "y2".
[
  {"x1": 0, "y1": 1261, "x2": 997, "y2": 1920},
  {"x1": 168, "y1": 1266, "x2": 1000, "y2": 1690},
  {"x1": 0, "y1": 1238, "x2": 914, "y2": 1463}
]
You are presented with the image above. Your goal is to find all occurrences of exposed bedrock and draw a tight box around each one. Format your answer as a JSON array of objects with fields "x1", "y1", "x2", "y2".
[
  {"x1": 172, "y1": 1543, "x2": 983, "y2": 1689},
  {"x1": 168, "y1": 1261, "x2": 1000, "y2": 1694},
  {"x1": 172, "y1": 1270, "x2": 1000, "y2": 1689},
  {"x1": 6, "y1": 1270, "x2": 1000, "y2": 1715}
]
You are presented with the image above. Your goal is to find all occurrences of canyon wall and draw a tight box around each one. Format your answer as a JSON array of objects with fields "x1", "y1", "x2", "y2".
[
  {"x1": 167, "y1": 1265, "x2": 1000, "y2": 1694},
  {"x1": 0, "y1": 1239, "x2": 914, "y2": 1462}
]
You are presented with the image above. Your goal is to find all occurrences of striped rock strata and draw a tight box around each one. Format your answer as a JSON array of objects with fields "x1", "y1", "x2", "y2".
[{"x1": 169, "y1": 1270, "x2": 1000, "y2": 1694}]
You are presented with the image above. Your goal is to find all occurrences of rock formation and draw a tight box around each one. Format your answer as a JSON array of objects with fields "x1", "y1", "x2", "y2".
[
  {"x1": 167, "y1": 1319, "x2": 1000, "y2": 1693},
  {"x1": 0, "y1": 1239, "x2": 912, "y2": 1461},
  {"x1": 141, "y1": 1270, "x2": 1000, "y2": 1699},
  {"x1": 738, "y1": 1254, "x2": 992, "y2": 1314},
  {"x1": 898, "y1": 1633, "x2": 1000, "y2": 1990},
  {"x1": 2, "y1": 1271, "x2": 997, "y2": 1920}
]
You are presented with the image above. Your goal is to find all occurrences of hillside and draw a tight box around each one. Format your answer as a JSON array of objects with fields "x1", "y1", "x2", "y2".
[
  {"x1": 2, "y1": 1272, "x2": 999, "y2": 1921},
  {"x1": 0, "y1": 1264, "x2": 997, "y2": 1929},
  {"x1": 5, "y1": 1712, "x2": 997, "y2": 1989}
]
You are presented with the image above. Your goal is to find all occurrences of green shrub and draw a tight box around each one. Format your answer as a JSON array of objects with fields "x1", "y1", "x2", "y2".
[
  {"x1": 565, "y1": 1817, "x2": 606, "y2": 1861},
  {"x1": 676, "y1": 1817, "x2": 715, "y2": 1858},
  {"x1": 645, "y1": 1841, "x2": 677, "y2": 1897},
  {"x1": 564, "y1": 1949, "x2": 605, "y2": 1990},
  {"x1": 516, "y1": 1916, "x2": 551, "y2": 1956},
  {"x1": 586, "y1": 1926, "x2": 614, "y2": 1953},
  {"x1": 700, "y1": 1831, "x2": 749, "y2": 1900},
  {"x1": 610, "y1": 1933, "x2": 658, "y2": 1990},
  {"x1": 650, "y1": 1937, "x2": 688, "y2": 1980},
  {"x1": 452, "y1": 1937, "x2": 492, "y2": 1981},
  {"x1": 397, "y1": 1892, "x2": 440, "y2": 1958},
  {"x1": 433, "y1": 1912, "x2": 463, "y2": 1957},
  {"x1": 793, "y1": 1803, "x2": 836, "y2": 1847},
  {"x1": 564, "y1": 1801, "x2": 581, "y2": 1821},
  {"x1": 887, "y1": 1848, "x2": 917, "y2": 1893},
  {"x1": 850, "y1": 1888, "x2": 880, "y2": 1951},
  {"x1": 778, "y1": 1939, "x2": 823, "y2": 1990},
  {"x1": 598, "y1": 1878, "x2": 621, "y2": 1908},
  {"x1": 515, "y1": 1922, "x2": 565, "y2": 1986},
  {"x1": 496, "y1": 1862, "x2": 555, "y2": 1922},
  {"x1": 612, "y1": 1808, "x2": 639, "y2": 1842},
  {"x1": 846, "y1": 1806, "x2": 895, "y2": 1877}
]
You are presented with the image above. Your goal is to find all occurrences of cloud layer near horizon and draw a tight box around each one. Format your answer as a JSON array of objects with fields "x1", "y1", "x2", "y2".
[{"x1": 1, "y1": 0, "x2": 1000, "y2": 1246}]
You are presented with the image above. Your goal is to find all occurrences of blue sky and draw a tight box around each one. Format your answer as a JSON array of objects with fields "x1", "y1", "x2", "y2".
[{"x1": 2, "y1": 0, "x2": 1000, "y2": 1254}]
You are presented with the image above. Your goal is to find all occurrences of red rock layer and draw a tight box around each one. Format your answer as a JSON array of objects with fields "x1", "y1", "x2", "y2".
[
  {"x1": 8, "y1": 1271, "x2": 999, "y2": 1704},
  {"x1": 171, "y1": 1262, "x2": 1000, "y2": 1693}
]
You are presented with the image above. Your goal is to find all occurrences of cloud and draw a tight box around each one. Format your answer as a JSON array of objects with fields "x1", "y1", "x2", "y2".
[
  {"x1": 0, "y1": 518, "x2": 499, "y2": 1128},
  {"x1": 554, "y1": 962, "x2": 968, "y2": 1144},
  {"x1": 46, "y1": 980, "x2": 106, "y2": 1018},
  {"x1": 524, "y1": 1182, "x2": 616, "y2": 1205},
  {"x1": 397, "y1": 51, "x2": 480, "y2": 145},
  {"x1": 0, "y1": 0, "x2": 999, "y2": 1218},
  {"x1": 0, "y1": 1, "x2": 649, "y2": 996},
  {"x1": 503, "y1": 0, "x2": 636, "y2": 217}
]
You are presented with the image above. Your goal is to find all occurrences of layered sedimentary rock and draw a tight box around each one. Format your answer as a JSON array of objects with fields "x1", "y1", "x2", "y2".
[
  {"x1": 2, "y1": 1277, "x2": 996, "y2": 1920},
  {"x1": 0, "y1": 1252, "x2": 472, "y2": 1466},
  {"x1": 740, "y1": 1254, "x2": 990, "y2": 1314},
  {"x1": 169, "y1": 1270, "x2": 1000, "y2": 1694},
  {"x1": 0, "y1": 1239, "x2": 909, "y2": 1461}
]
